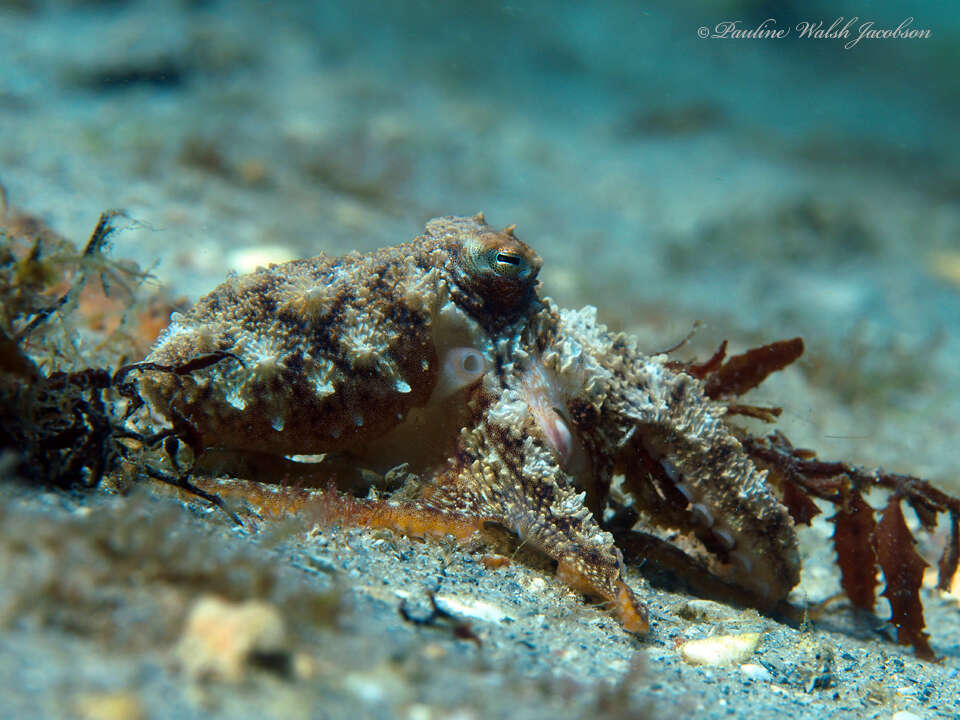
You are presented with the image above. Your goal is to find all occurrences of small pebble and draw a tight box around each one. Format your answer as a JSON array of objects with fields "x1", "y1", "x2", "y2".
[
  {"x1": 433, "y1": 593, "x2": 511, "y2": 623},
  {"x1": 406, "y1": 704, "x2": 434, "y2": 720},
  {"x1": 421, "y1": 642, "x2": 448, "y2": 660},
  {"x1": 927, "y1": 251, "x2": 960, "y2": 288},
  {"x1": 238, "y1": 159, "x2": 270, "y2": 186},
  {"x1": 526, "y1": 577, "x2": 547, "y2": 594},
  {"x1": 176, "y1": 594, "x2": 289, "y2": 681},
  {"x1": 892, "y1": 712, "x2": 923, "y2": 720},
  {"x1": 680, "y1": 632, "x2": 762, "y2": 666},
  {"x1": 677, "y1": 598, "x2": 737, "y2": 622},
  {"x1": 73, "y1": 692, "x2": 145, "y2": 720},
  {"x1": 481, "y1": 553, "x2": 511, "y2": 569},
  {"x1": 344, "y1": 672, "x2": 387, "y2": 704},
  {"x1": 739, "y1": 662, "x2": 772, "y2": 682},
  {"x1": 292, "y1": 652, "x2": 317, "y2": 680}
]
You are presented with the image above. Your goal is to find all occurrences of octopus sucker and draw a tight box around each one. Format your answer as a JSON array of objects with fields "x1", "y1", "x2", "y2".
[
  {"x1": 431, "y1": 347, "x2": 488, "y2": 400},
  {"x1": 133, "y1": 214, "x2": 960, "y2": 659}
]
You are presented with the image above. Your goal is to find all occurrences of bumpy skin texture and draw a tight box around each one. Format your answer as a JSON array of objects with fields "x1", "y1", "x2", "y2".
[
  {"x1": 140, "y1": 215, "x2": 800, "y2": 634},
  {"x1": 141, "y1": 215, "x2": 541, "y2": 457}
]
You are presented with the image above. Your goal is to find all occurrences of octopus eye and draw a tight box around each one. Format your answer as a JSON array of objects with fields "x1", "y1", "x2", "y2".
[
  {"x1": 444, "y1": 216, "x2": 542, "y2": 314},
  {"x1": 487, "y1": 247, "x2": 530, "y2": 278}
]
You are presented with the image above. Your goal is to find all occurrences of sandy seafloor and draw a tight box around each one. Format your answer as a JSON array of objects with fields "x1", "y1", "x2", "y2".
[{"x1": 2, "y1": 1, "x2": 960, "y2": 718}]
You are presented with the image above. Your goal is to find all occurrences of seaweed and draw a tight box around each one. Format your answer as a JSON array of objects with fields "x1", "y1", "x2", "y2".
[
  {"x1": 874, "y1": 495, "x2": 934, "y2": 660},
  {"x1": 0, "y1": 199, "x2": 180, "y2": 494},
  {"x1": 680, "y1": 340, "x2": 960, "y2": 660},
  {"x1": 668, "y1": 338, "x2": 803, "y2": 422},
  {"x1": 831, "y1": 489, "x2": 878, "y2": 611}
]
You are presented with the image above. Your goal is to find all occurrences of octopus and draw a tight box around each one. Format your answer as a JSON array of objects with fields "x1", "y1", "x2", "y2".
[{"x1": 135, "y1": 213, "x2": 959, "y2": 655}]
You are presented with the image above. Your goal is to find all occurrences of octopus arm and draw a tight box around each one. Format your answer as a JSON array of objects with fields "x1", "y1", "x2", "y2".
[
  {"x1": 544, "y1": 305, "x2": 800, "y2": 606},
  {"x1": 612, "y1": 360, "x2": 801, "y2": 605},
  {"x1": 426, "y1": 421, "x2": 650, "y2": 634}
]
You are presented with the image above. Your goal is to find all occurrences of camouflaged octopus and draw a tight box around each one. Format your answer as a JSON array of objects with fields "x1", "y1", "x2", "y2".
[{"x1": 138, "y1": 213, "x2": 803, "y2": 634}]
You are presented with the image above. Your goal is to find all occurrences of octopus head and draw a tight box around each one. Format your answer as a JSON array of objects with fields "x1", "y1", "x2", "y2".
[{"x1": 425, "y1": 213, "x2": 542, "y2": 319}]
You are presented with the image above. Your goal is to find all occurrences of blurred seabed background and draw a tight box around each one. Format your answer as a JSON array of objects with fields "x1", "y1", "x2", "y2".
[{"x1": 1, "y1": 2, "x2": 960, "y2": 717}]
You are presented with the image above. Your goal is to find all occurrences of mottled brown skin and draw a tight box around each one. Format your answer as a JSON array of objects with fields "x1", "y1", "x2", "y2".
[
  {"x1": 140, "y1": 214, "x2": 541, "y2": 458},
  {"x1": 415, "y1": 302, "x2": 800, "y2": 632},
  {"x1": 139, "y1": 215, "x2": 805, "y2": 636}
]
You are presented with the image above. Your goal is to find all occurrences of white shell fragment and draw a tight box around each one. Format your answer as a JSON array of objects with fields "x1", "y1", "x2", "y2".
[
  {"x1": 679, "y1": 632, "x2": 762, "y2": 666},
  {"x1": 892, "y1": 712, "x2": 924, "y2": 720},
  {"x1": 739, "y1": 662, "x2": 773, "y2": 682},
  {"x1": 432, "y1": 594, "x2": 513, "y2": 624}
]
